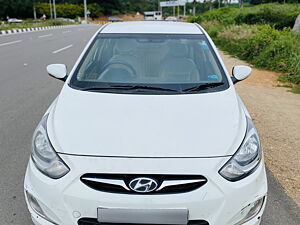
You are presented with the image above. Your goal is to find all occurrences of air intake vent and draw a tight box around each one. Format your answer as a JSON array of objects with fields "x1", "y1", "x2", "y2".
[
  {"x1": 78, "y1": 218, "x2": 209, "y2": 225},
  {"x1": 81, "y1": 174, "x2": 207, "y2": 194}
]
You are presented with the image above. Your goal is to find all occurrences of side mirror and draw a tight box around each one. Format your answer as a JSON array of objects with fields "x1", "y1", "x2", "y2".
[
  {"x1": 231, "y1": 65, "x2": 252, "y2": 84},
  {"x1": 47, "y1": 64, "x2": 67, "y2": 81}
]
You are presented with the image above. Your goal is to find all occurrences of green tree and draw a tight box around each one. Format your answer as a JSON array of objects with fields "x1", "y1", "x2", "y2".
[
  {"x1": 0, "y1": 0, "x2": 33, "y2": 19},
  {"x1": 0, "y1": 0, "x2": 161, "y2": 19},
  {"x1": 87, "y1": 3, "x2": 103, "y2": 18},
  {"x1": 91, "y1": 0, "x2": 122, "y2": 15},
  {"x1": 36, "y1": 3, "x2": 83, "y2": 19},
  {"x1": 56, "y1": 3, "x2": 83, "y2": 18}
]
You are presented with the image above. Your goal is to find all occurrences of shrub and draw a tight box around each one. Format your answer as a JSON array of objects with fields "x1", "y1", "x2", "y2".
[
  {"x1": 241, "y1": 25, "x2": 281, "y2": 60},
  {"x1": 201, "y1": 7, "x2": 238, "y2": 25},
  {"x1": 187, "y1": 8, "x2": 238, "y2": 25},
  {"x1": 188, "y1": 3, "x2": 300, "y2": 85},
  {"x1": 187, "y1": 15, "x2": 203, "y2": 24},
  {"x1": 187, "y1": 3, "x2": 300, "y2": 29},
  {"x1": 45, "y1": 20, "x2": 71, "y2": 26},
  {"x1": 200, "y1": 20, "x2": 226, "y2": 38},
  {"x1": 252, "y1": 28, "x2": 299, "y2": 73},
  {"x1": 211, "y1": 24, "x2": 300, "y2": 85},
  {"x1": 235, "y1": 4, "x2": 300, "y2": 29}
]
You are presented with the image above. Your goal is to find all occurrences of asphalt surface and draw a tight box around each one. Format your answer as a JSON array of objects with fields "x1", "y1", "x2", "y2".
[{"x1": 0, "y1": 24, "x2": 299, "y2": 225}]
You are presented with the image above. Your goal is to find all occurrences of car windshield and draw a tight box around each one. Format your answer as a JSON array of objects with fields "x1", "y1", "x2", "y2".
[{"x1": 69, "y1": 33, "x2": 229, "y2": 94}]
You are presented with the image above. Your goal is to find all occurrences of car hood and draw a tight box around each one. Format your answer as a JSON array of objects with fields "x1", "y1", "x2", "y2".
[{"x1": 47, "y1": 86, "x2": 246, "y2": 158}]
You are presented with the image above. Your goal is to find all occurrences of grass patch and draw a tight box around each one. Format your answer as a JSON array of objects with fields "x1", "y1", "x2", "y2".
[
  {"x1": 276, "y1": 84, "x2": 293, "y2": 88},
  {"x1": 0, "y1": 19, "x2": 77, "y2": 31},
  {"x1": 277, "y1": 78, "x2": 300, "y2": 94},
  {"x1": 277, "y1": 83, "x2": 300, "y2": 94},
  {"x1": 290, "y1": 87, "x2": 300, "y2": 94}
]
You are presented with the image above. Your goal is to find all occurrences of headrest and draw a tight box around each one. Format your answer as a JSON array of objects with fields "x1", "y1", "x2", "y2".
[
  {"x1": 114, "y1": 39, "x2": 137, "y2": 54},
  {"x1": 168, "y1": 43, "x2": 188, "y2": 57}
]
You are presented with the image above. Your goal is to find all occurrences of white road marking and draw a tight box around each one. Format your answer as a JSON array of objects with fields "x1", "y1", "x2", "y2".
[
  {"x1": 52, "y1": 44, "x2": 73, "y2": 54},
  {"x1": 38, "y1": 34, "x2": 53, "y2": 38},
  {"x1": 62, "y1": 31, "x2": 71, "y2": 34},
  {"x1": 0, "y1": 40, "x2": 22, "y2": 47}
]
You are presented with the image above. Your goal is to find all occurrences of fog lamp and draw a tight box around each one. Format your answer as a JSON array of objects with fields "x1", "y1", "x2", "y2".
[
  {"x1": 234, "y1": 197, "x2": 265, "y2": 225},
  {"x1": 26, "y1": 191, "x2": 58, "y2": 224}
]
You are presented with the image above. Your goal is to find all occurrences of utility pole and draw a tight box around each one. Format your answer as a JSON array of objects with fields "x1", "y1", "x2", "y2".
[
  {"x1": 193, "y1": 0, "x2": 196, "y2": 16},
  {"x1": 53, "y1": 0, "x2": 57, "y2": 20},
  {"x1": 239, "y1": 0, "x2": 243, "y2": 8},
  {"x1": 84, "y1": 0, "x2": 88, "y2": 24},
  {"x1": 33, "y1": 7, "x2": 37, "y2": 20},
  {"x1": 49, "y1": 0, "x2": 53, "y2": 19}
]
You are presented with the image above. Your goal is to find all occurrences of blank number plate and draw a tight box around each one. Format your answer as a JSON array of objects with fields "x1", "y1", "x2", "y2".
[{"x1": 97, "y1": 207, "x2": 189, "y2": 224}]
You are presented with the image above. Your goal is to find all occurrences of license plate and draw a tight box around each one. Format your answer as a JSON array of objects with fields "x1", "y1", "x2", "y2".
[{"x1": 97, "y1": 207, "x2": 188, "y2": 224}]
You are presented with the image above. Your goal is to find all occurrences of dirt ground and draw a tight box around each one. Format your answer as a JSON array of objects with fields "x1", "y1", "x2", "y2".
[{"x1": 219, "y1": 51, "x2": 300, "y2": 206}]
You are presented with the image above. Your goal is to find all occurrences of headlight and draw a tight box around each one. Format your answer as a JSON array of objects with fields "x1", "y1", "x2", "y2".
[
  {"x1": 219, "y1": 116, "x2": 261, "y2": 181},
  {"x1": 31, "y1": 114, "x2": 69, "y2": 179}
]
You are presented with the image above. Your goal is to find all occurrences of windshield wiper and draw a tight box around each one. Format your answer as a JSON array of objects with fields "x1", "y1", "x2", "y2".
[
  {"x1": 79, "y1": 85, "x2": 179, "y2": 93},
  {"x1": 182, "y1": 82, "x2": 225, "y2": 93},
  {"x1": 78, "y1": 86, "x2": 125, "y2": 91},
  {"x1": 111, "y1": 85, "x2": 179, "y2": 93}
]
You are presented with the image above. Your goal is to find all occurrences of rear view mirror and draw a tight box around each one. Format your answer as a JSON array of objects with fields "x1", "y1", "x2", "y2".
[
  {"x1": 231, "y1": 65, "x2": 252, "y2": 84},
  {"x1": 47, "y1": 64, "x2": 67, "y2": 81}
]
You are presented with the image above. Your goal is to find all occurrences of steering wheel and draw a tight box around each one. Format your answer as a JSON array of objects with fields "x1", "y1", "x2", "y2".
[{"x1": 99, "y1": 61, "x2": 137, "y2": 79}]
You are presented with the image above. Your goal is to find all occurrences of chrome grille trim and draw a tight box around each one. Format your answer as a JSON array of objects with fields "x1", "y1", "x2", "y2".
[
  {"x1": 81, "y1": 174, "x2": 207, "y2": 194},
  {"x1": 81, "y1": 177, "x2": 130, "y2": 190},
  {"x1": 156, "y1": 179, "x2": 207, "y2": 191}
]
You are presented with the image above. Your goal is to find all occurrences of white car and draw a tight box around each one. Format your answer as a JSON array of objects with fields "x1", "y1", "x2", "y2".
[
  {"x1": 24, "y1": 22, "x2": 267, "y2": 225},
  {"x1": 8, "y1": 18, "x2": 23, "y2": 23},
  {"x1": 56, "y1": 17, "x2": 76, "y2": 23},
  {"x1": 165, "y1": 16, "x2": 178, "y2": 22}
]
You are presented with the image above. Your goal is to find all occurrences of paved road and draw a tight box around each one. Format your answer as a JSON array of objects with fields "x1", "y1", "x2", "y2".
[{"x1": 0, "y1": 25, "x2": 299, "y2": 225}]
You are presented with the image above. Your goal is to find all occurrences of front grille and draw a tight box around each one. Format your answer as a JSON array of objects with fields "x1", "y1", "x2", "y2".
[
  {"x1": 78, "y1": 218, "x2": 209, "y2": 225},
  {"x1": 80, "y1": 174, "x2": 207, "y2": 194}
]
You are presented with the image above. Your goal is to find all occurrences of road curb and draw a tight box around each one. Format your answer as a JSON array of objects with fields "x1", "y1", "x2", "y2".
[{"x1": 0, "y1": 25, "x2": 78, "y2": 36}]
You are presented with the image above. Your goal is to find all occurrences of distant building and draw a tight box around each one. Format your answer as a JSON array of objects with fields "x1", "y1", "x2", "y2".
[{"x1": 144, "y1": 11, "x2": 162, "y2": 21}]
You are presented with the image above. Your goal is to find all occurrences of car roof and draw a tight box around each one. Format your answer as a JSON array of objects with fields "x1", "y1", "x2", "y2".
[{"x1": 100, "y1": 21, "x2": 203, "y2": 34}]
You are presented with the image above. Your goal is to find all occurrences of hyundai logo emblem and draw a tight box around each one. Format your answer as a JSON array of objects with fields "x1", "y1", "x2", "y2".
[{"x1": 128, "y1": 177, "x2": 158, "y2": 193}]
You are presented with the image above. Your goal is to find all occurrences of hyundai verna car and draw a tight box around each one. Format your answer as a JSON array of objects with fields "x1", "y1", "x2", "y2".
[{"x1": 24, "y1": 22, "x2": 267, "y2": 225}]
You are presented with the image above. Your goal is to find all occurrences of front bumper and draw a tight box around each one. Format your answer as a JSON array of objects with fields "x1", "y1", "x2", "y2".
[{"x1": 24, "y1": 155, "x2": 267, "y2": 225}]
